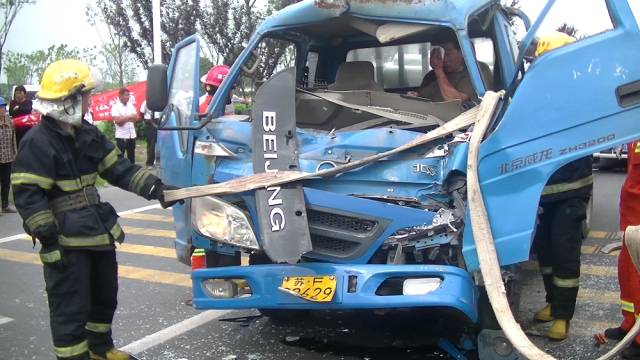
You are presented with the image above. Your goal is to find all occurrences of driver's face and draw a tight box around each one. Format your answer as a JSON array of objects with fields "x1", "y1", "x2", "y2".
[{"x1": 442, "y1": 43, "x2": 464, "y2": 73}]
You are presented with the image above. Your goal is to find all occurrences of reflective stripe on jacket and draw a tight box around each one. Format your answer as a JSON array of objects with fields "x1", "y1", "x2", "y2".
[
  {"x1": 541, "y1": 157, "x2": 593, "y2": 203},
  {"x1": 11, "y1": 117, "x2": 160, "y2": 249}
]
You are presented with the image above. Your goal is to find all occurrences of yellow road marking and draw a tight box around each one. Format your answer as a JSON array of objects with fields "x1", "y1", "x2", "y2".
[
  {"x1": 579, "y1": 288, "x2": 620, "y2": 304},
  {"x1": 14, "y1": 237, "x2": 176, "y2": 259},
  {"x1": 588, "y1": 230, "x2": 622, "y2": 240},
  {"x1": 588, "y1": 231, "x2": 609, "y2": 239},
  {"x1": 119, "y1": 265, "x2": 190, "y2": 287},
  {"x1": 0, "y1": 248, "x2": 190, "y2": 287},
  {"x1": 120, "y1": 213, "x2": 174, "y2": 223},
  {"x1": 117, "y1": 243, "x2": 176, "y2": 258},
  {"x1": 581, "y1": 264, "x2": 617, "y2": 277},
  {"x1": 581, "y1": 245, "x2": 598, "y2": 255},
  {"x1": 122, "y1": 226, "x2": 176, "y2": 238}
]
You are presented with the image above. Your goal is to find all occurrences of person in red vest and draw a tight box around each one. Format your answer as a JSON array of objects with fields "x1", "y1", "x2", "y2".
[
  {"x1": 603, "y1": 140, "x2": 640, "y2": 359},
  {"x1": 199, "y1": 65, "x2": 233, "y2": 115}
]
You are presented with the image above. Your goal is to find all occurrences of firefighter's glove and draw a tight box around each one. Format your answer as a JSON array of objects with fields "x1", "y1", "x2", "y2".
[
  {"x1": 39, "y1": 243, "x2": 64, "y2": 270},
  {"x1": 151, "y1": 182, "x2": 184, "y2": 209}
]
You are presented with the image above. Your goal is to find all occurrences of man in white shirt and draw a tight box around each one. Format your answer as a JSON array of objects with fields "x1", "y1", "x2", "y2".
[
  {"x1": 139, "y1": 100, "x2": 158, "y2": 169},
  {"x1": 111, "y1": 88, "x2": 139, "y2": 163}
]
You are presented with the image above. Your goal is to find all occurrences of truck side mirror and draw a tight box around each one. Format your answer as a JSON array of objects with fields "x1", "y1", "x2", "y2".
[{"x1": 146, "y1": 64, "x2": 169, "y2": 112}]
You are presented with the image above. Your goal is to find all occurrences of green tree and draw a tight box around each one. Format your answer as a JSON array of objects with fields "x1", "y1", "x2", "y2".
[
  {"x1": 97, "y1": 0, "x2": 200, "y2": 68},
  {"x1": 556, "y1": 23, "x2": 580, "y2": 38},
  {"x1": 0, "y1": 0, "x2": 35, "y2": 75},
  {"x1": 4, "y1": 44, "x2": 96, "y2": 89},
  {"x1": 86, "y1": 1, "x2": 139, "y2": 88},
  {"x1": 4, "y1": 51, "x2": 29, "y2": 86}
]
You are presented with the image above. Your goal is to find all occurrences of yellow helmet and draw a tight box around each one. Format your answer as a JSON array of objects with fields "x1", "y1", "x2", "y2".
[
  {"x1": 535, "y1": 31, "x2": 576, "y2": 57},
  {"x1": 37, "y1": 59, "x2": 101, "y2": 100}
]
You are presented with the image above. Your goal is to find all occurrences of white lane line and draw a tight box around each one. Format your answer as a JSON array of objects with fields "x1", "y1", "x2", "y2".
[
  {"x1": 0, "y1": 204, "x2": 163, "y2": 244},
  {"x1": 0, "y1": 234, "x2": 29, "y2": 244},
  {"x1": 117, "y1": 204, "x2": 161, "y2": 216},
  {"x1": 121, "y1": 310, "x2": 231, "y2": 355},
  {"x1": 0, "y1": 315, "x2": 14, "y2": 326}
]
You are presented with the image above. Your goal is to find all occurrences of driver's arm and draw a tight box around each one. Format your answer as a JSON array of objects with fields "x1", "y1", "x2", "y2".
[{"x1": 434, "y1": 69, "x2": 470, "y2": 102}]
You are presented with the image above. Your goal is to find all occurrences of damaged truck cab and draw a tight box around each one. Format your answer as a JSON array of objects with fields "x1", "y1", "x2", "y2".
[{"x1": 149, "y1": 0, "x2": 640, "y2": 358}]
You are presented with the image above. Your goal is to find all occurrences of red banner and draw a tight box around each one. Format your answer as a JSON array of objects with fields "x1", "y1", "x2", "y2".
[
  {"x1": 89, "y1": 81, "x2": 147, "y2": 122},
  {"x1": 10, "y1": 81, "x2": 147, "y2": 128}
]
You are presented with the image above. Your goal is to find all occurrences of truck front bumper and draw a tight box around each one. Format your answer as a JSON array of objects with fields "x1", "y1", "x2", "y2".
[{"x1": 191, "y1": 263, "x2": 478, "y2": 323}]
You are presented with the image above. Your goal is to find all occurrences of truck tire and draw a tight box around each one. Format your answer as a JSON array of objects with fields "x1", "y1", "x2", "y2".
[{"x1": 477, "y1": 279, "x2": 521, "y2": 331}]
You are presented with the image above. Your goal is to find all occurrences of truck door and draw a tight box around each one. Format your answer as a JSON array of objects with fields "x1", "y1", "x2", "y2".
[
  {"x1": 157, "y1": 36, "x2": 202, "y2": 264},
  {"x1": 463, "y1": 0, "x2": 640, "y2": 270}
]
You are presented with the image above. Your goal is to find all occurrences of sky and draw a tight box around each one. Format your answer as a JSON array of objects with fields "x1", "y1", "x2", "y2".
[
  {"x1": 5, "y1": 0, "x2": 106, "y2": 53},
  {"x1": 2, "y1": 0, "x2": 632, "y2": 83}
]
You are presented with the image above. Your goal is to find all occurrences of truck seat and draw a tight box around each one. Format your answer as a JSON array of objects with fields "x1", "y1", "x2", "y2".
[{"x1": 328, "y1": 61, "x2": 384, "y2": 92}]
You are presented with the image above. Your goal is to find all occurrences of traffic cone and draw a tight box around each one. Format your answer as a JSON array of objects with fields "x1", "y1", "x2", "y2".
[{"x1": 191, "y1": 248, "x2": 206, "y2": 271}]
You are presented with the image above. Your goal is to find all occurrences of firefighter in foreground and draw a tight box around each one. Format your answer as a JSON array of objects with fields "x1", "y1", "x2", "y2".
[
  {"x1": 531, "y1": 31, "x2": 593, "y2": 341},
  {"x1": 601, "y1": 140, "x2": 640, "y2": 359},
  {"x1": 11, "y1": 59, "x2": 182, "y2": 360}
]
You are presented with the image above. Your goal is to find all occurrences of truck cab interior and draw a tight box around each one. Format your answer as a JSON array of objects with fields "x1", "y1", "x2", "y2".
[{"x1": 237, "y1": 5, "x2": 513, "y2": 132}]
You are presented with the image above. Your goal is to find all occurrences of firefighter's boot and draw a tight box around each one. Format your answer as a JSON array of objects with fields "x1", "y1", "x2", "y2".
[
  {"x1": 548, "y1": 319, "x2": 569, "y2": 340},
  {"x1": 623, "y1": 342, "x2": 640, "y2": 359},
  {"x1": 534, "y1": 304, "x2": 553, "y2": 322},
  {"x1": 89, "y1": 348, "x2": 130, "y2": 360},
  {"x1": 604, "y1": 326, "x2": 628, "y2": 341}
]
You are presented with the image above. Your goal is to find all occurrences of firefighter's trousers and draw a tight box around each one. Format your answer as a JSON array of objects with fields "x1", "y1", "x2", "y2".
[
  {"x1": 619, "y1": 236, "x2": 640, "y2": 345},
  {"x1": 534, "y1": 197, "x2": 587, "y2": 320},
  {"x1": 44, "y1": 250, "x2": 118, "y2": 360}
]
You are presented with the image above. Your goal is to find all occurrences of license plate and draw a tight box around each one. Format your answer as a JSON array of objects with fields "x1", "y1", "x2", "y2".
[{"x1": 280, "y1": 275, "x2": 337, "y2": 302}]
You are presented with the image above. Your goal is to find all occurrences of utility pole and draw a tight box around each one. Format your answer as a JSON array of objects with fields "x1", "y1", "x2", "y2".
[{"x1": 152, "y1": 0, "x2": 161, "y2": 64}]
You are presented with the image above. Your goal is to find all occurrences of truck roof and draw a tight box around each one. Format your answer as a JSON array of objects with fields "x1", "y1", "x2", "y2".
[{"x1": 258, "y1": 0, "x2": 497, "y2": 33}]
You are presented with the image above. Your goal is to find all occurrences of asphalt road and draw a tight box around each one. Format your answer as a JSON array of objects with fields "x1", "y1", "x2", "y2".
[{"x1": 0, "y1": 170, "x2": 629, "y2": 360}]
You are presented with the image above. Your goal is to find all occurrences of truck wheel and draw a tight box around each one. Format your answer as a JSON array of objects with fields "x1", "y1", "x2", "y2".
[
  {"x1": 477, "y1": 279, "x2": 521, "y2": 331},
  {"x1": 478, "y1": 286, "x2": 500, "y2": 330}
]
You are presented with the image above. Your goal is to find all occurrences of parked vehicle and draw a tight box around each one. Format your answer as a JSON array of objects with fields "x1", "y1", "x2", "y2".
[{"x1": 148, "y1": 0, "x2": 640, "y2": 358}]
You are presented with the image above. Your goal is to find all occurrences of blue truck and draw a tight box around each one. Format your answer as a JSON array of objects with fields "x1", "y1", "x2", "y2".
[{"x1": 146, "y1": 0, "x2": 640, "y2": 358}]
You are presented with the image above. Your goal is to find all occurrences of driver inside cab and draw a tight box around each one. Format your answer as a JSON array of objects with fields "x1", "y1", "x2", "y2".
[{"x1": 408, "y1": 35, "x2": 493, "y2": 104}]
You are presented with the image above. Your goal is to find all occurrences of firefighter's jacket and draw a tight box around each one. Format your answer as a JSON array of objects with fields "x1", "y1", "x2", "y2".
[
  {"x1": 541, "y1": 157, "x2": 593, "y2": 203},
  {"x1": 11, "y1": 117, "x2": 159, "y2": 250}
]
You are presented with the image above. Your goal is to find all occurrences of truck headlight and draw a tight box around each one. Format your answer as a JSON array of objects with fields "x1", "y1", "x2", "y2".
[{"x1": 191, "y1": 196, "x2": 259, "y2": 249}]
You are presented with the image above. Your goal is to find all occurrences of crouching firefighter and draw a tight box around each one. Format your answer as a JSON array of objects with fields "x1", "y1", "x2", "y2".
[{"x1": 11, "y1": 59, "x2": 183, "y2": 360}]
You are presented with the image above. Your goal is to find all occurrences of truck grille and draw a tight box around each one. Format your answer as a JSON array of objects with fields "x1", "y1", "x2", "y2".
[
  {"x1": 306, "y1": 209, "x2": 384, "y2": 259},
  {"x1": 307, "y1": 209, "x2": 377, "y2": 234},
  {"x1": 310, "y1": 235, "x2": 360, "y2": 253}
]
